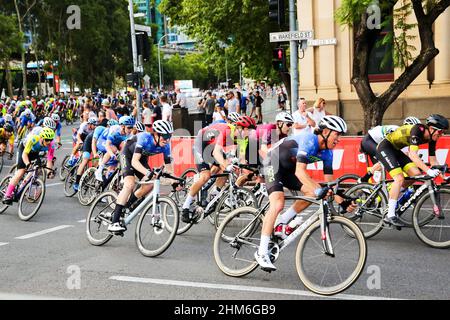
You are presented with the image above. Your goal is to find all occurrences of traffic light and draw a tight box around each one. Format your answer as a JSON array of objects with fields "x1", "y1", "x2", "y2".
[
  {"x1": 268, "y1": 0, "x2": 285, "y2": 26},
  {"x1": 272, "y1": 47, "x2": 286, "y2": 72},
  {"x1": 127, "y1": 72, "x2": 140, "y2": 88}
]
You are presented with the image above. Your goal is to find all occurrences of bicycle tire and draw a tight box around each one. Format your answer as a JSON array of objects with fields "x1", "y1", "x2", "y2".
[
  {"x1": 173, "y1": 168, "x2": 197, "y2": 235},
  {"x1": 412, "y1": 188, "x2": 450, "y2": 248},
  {"x1": 18, "y1": 178, "x2": 45, "y2": 221},
  {"x1": 59, "y1": 155, "x2": 71, "y2": 181},
  {"x1": 329, "y1": 174, "x2": 360, "y2": 215},
  {"x1": 0, "y1": 174, "x2": 13, "y2": 214},
  {"x1": 213, "y1": 187, "x2": 258, "y2": 230},
  {"x1": 8, "y1": 163, "x2": 17, "y2": 174},
  {"x1": 135, "y1": 195, "x2": 179, "y2": 257},
  {"x1": 78, "y1": 167, "x2": 100, "y2": 206},
  {"x1": 64, "y1": 166, "x2": 78, "y2": 197},
  {"x1": 213, "y1": 206, "x2": 262, "y2": 277},
  {"x1": 342, "y1": 183, "x2": 386, "y2": 239},
  {"x1": 85, "y1": 191, "x2": 116, "y2": 246},
  {"x1": 296, "y1": 216, "x2": 367, "y2": 295},
  {"x1": 0, "y1": 155, "x2": 4, "y2": 173}
]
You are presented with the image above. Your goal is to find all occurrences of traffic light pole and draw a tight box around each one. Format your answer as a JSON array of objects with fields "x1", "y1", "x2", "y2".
[
  {"x1": 289, "y1": 0, "x2": 298, "y2": 112},
  {"x1": 128, "y1": 0, "x2": 141, "y2": 119}
]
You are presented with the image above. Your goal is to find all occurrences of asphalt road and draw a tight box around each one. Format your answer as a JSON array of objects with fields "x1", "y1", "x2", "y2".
[{"x1": 0, "y1": 123, "x2": 448, "y2": 302}]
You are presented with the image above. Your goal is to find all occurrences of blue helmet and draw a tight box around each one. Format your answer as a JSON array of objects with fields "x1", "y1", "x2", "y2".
[
  {"x1": 108, "y1": 119, "x2": 119, "y2": 126},
  {"x1": 118, "y1": 116, "x2": 135, "y2": 126}
]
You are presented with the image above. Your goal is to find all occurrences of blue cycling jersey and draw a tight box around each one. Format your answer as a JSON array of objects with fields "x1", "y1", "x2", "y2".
[
  {"x1": 285, "y1": 130, "x2": 333, "y2": 174},
  {"x1": 96, "y1": 125, "x2": 129, "y2": 153},
  {"x1": 19, "y1": 115, "x2": 32, "y2": 127},
  {"x1": 93, "y1": 126, "x2": 106, "y2": 140},
  {"x1": 135, "y1": 132, "x2": 171, "y2": 159},
  {"x1": 0, "y1": 119, "x2": 15, "y2": 129}
]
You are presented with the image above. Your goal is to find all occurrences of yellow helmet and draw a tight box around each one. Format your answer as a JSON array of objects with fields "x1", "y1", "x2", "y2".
[{"x1": 40, "y1": 127, "x2": 55, "y2": 140}]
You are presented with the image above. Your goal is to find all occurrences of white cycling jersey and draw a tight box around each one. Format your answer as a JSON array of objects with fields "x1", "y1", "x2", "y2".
[{"x1": 368, "y1": 125, "x2": 399, "y2": 144}]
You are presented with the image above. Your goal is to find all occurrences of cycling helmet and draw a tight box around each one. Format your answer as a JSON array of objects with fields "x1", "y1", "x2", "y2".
[
  {"x1": 108, "y1": 119, "x2": 119, "y2": 126},
  {"x1": 40, "y1": 127, "x2": 55, "y2": 140},
  {"x1": 4, "y1": 114, "x2": 12, "y2": 122},
  {"x1": 403, "y1": 116, "x2": 421, "y2": 125},
  {"x1": 101, "y1": 98, "x2": 111, "y2": 106},
  {"x1": 134, "y1": 121, "x2": 145, "y2": 133},
  {"x1": 3, "y1": 123, "x2": 13, "y2": 133},
  {"x1": 51, "y1": 113, "x2": 60, "y2": 122},
  {"x1": 227, "y1": 112, "x2": 241, "y2": 123},
  {"x1": 153, "y1": 120, "x2": 174, "y2": 134},
  {"x1": 426, "y1": 114, "x2": 449, "y2": 130},
  {"x1": 318, "y1": 115, "x2": 348, "y2": 133},
  {"x1": 119, "y1": 116, "x2": 135, "y2": 126},
  {"x1": 37, "y1": 100, "x2": 44, "y2": 106},
  {"x1": 236, "y1": 115, "x2": 257, "y2": 129},
  {"x1": 88, "y1": 117, "x2": 98, "y2": 125},
  {"x1": 24, "y1": 109, "x2": 32, "y2": 116},
  {"x1": 43, "y1": 117, "x2": 56, "y2": 130},
  {"x1": 275, "y1": 111, "x2": 294, "y2": 123}
]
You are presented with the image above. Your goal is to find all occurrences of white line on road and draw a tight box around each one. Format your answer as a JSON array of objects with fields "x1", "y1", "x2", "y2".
[
  {"x1": 109, "y1": 275, "x2": 401, "y2": 300},
  {"x1": 0, "y1": 242, "x2": 9, "y2": 247},
  {"x1": 15, "y1": 225, "x2": 74, "y2": 240},
  {"x1": 46, "y1": 182, "x2": 64, "y2": 187},
  {"x1": 0, "y1": 292, "x2": 65, "y2": 300},
  {"x1": 77, "y1": 219, "x2": 86, "y2": 223}
]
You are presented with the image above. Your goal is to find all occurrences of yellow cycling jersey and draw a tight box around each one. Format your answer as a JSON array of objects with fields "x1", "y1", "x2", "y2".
[
  {"x1": 0, "y1": 128, "x2": 15, "y2": 145},
  {"x1": 385, "y1": 124, "x2": 436, "y2": 154}
]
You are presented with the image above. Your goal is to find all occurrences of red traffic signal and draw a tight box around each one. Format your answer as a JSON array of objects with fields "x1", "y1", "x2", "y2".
[{"x1": 272, "y1": 47, "x2": 286, "y2": 72}]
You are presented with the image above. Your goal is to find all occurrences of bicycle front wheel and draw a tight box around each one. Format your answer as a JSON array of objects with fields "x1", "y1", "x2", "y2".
[
  {"x1": 413, "y1": 188, "x2": 450, "y2": 248},
  {"x1": 0, "y1": 174, "x2": 13, "y2": 214},
  {"x1": 18, "y1": 178, "x2": 46, "y2": 221},
  {"x1": 296, "y1": 216, "x2": 367, "y2": 296},
  {"x1": 213, "y1": 206, "x2": 263, "y2": 277},
  {"x1": 59, "y1": 155, "x2": 71, "y2": 181},
  {"x1": 135, "y1": 195, "x2": 179, "y2": 257},
  {"x1": 78, "y1": 167, "x2": 100, "y2": 206},
  {"x1": 85, "y1": 191, "x2": 116, "y2": 246},
  {"x1": 64, "y1": 166, "x2": 78, "y2": 197}
]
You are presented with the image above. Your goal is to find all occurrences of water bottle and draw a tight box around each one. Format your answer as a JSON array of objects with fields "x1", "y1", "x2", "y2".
[{"x1": 397, "y1": 187, "x2": 414, "y2": 206}]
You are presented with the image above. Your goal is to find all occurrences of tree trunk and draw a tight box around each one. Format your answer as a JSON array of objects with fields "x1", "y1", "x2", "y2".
[
  {"x1": 14, "y1": 0, "x2": 28, "y2": 97},
  {"x1": 5, "y1": 61, "x2": 14, "y2": 97}
]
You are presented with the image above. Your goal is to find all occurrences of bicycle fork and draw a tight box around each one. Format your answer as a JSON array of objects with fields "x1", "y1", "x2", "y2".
[
  {"x1": 320, "y1": 202, "x2": 335, "y2": 257},
  {"x1": 428, "y1": 182, "x2": 444, "y2": 219}
]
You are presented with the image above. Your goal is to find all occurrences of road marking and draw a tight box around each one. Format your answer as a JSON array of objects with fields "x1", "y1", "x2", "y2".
[
  {"x1": 109, "y1": 276, "x2": 401, "y2": 300},
  {"x1": 0, "y1": 292, "x2": 65, "y2": 300},
  {"x1": 0, "y1": 242, "x2": 9, "y2": 247},
  {"x1": 46, "y1": 182, "x2": 64, "y2": 187},
  {"x1": 77, "y1": 219, "x2": 86, "y2": 223},
  {"x1": 15, "y1": 225, "x2": 74, "y2": 240}
]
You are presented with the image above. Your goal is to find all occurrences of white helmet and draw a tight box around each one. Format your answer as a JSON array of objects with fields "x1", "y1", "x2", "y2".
[
  {"x1": 134, "y1": 121, "x2": 145, "y2": 133},
  {"x1": 318, "y1": 115, "x2": 348, "y2": 133},
  {"x1": 43, "y1": 117, "x2": 56, "y2": 130},
  {"x1": 403, "y1": 116, "x2": 421, "y2": 125},
  {"x1": 153, "y1": 120, "x2": 173, "y2": 135},
  {"x1": 275, "y1": 111, "x2": 294, "y2": 123},
  {"x1": 88, "y1": 117, "x2": 98, "y2": 125},
  {"x1": 4, "y1": 114, "x2": 12, "y2": 122},
  {"x1": 227, "y1": 112, "x2": 241, "y2": 123},
  {"x1": 51, "y1": 113, "x2": 60, "y2": 122}
]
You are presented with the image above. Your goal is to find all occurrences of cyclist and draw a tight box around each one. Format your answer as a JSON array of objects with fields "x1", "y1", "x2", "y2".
[
  {"x1": 108, "y1": 120, "x2": 174, "y2": 233},
  {"x1": 17, "y1": 109, "x2": 34, "y2": 140},
  {"x1": 181, "y1": 115, "x2": 256, "y2": 223},
  {"x1": 132, "y1": 121, "x2": 145, "y2": 135},
  {"x1": 30, "y1": 117, "x2": 56, "y2": 136},
  {"x1": 376, "y1": 114, "x2": 448, "y2": 227},
  {"x1": 67, "y1": 117, "x2": 98, "y2": 167},
  {"x1": 2, "y1": 128, "x2": 56, "y2": 205},
  {"x1": 51, "y1": 113, "x2": 63, "y2": 147},
  {"x1": 94, "y1": 115, "x2": 134, "y2": 181},
  {"x1": 254, "y1": 115, "x2": 355, "y2": 271},
  {"x1": 0, "y1": 114, "x2": 15, "y2": 130},
  {"x1": 0, "y1": 123, "x2": 15, "y2": 157}
]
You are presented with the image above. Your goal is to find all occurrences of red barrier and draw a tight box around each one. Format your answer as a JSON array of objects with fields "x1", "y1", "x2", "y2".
[{"x1": 149, "y1": 136, "x2": 450, "y2": 179}]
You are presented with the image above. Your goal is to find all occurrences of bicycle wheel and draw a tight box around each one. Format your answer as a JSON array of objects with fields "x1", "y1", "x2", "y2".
[
  {"x1": 64, "y1": 166, "x2": 78, "y2": 197},
  {"x1": 329, "y1": 174, "x2": 360, "y2": 215},
  {"x1": 296, "y1": 216, "x2": 367, "y2": 295},
  {"x1": 213, "y1": 206, "x2": 263, "y2": 277},
  {"x1": 85, "y1": 191, "x2": 116, "y2": 246},
  {"x1": 342, "y1": 183, "x2": 386, "y2": 239},
  {"x1": 213, "y1": 187, "x2": 258, "y2": 230},
  {"x1": 59, "y1": 155, "x2": 71, "y2": 181},
  {"x1": 413, "y1": 188, "x2": 450, "y2": 248},
  {"x1": 78, "y1": 167, "x2": 100, "y2": 206},
  {"x1": 18, "y1": 178, "x2": 45, "y2": 221},
  {"x1": 135, "y1": 195, "x2": 179, "y2": 257},
  {"x1": 8, "y1": 163, "x2": 17, "y2": 174},
  {"x1": 0, "y1": 155, "x2": 4, "y2": 173},
  {"x1": 173, "y1": 168, "x2": 197, "y2": 235},
  {"x1": 0, "y1": 174, "x2": 13, "y2": 214}
]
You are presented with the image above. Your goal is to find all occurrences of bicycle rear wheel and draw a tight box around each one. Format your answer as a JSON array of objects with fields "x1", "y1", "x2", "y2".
[
  {"x1": 213, "y1": 206, "x2": 262, "y2": 277},
  {"x1": 78, "y1": 167, "x2": 100, "y2": 206},
  {"x1": 59, "y1": 155, "x2": 71, "y2": 181},
  {"x1": 86, "y1": 191, "x2": 116, "y2": 246},
  {"x1": 173, "y1": 168, "x2": 197, "y2": 235},
  {"x1": 413, "y1": 188, "x2": 450, "y2": 248},
  {"x1": 18, "y1": 178, "x2": 45, "y2": 221},
  {"x1": 64, "y1": 166, "x2": 78, "y2": 197},
  {"x1": 342, "y1": 183, "x2": 386, "y2": 239},
  {"x1": 296, "y1": 216, "x2": 367, "y2": 295},
  {"x1": 135, "y1": 195, "x2": 179, "y2": 257},
  {"x1": 0, "y1": 174, "x2": 13, "y2": 214}
]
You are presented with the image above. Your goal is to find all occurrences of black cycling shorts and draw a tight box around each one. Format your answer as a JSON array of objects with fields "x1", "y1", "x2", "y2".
[
  {"x1": 82, "y1": 132, "x2": 94, "y2": 154},
  {"x1": 120, "y1": 139, "x2": 149, "y2": 180},
  {"x1": 360, "y1": 134, "x2": 378, "y2": 165},
  {"x1": 193, "y1": 135, "x2": 221, "y2": 172},
  {"x1": 17, "y1": 143, "x2": 40, "y2": 170},
  {"x1": 376, "y1": 139, "x2": 416, "y2": 177}
]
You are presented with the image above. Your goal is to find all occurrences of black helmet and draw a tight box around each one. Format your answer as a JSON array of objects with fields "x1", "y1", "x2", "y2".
[
  {"x1": 3, "y1": 123, "x2": 13, "y2": 133},
  {"x1": 426, "y1": 114, "x2": 449, "y2": 130}
]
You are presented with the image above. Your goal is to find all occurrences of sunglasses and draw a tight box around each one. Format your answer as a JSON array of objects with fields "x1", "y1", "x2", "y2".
[
  {"x1": 44, "y1": 139, "x2": 53, "y2": 143},
  {"x1": 160, "y1": 134, "x2": 172, "y2": 140},
  {"x1": 285, "y1": 123, "x2": 293, "y2": 127},
  {"x1": 126, "y1": 126, "x2": 134, "y2": 130}
]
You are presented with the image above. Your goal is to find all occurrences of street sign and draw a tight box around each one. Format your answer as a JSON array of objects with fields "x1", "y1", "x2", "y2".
[
  {"x1": 135, "y1": 24, "x2": 151, "y2": 36},
  {"x1": 307, "y1": 38, "x2": 337, "y2": 47},
  {"x1": 269, "y1": 30, "x2": 314, "y2": 42}
]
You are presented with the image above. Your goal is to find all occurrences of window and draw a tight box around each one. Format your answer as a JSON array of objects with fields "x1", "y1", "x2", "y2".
[{"x1": 368, "y1": 19, "x2": 394, "y2": 82}]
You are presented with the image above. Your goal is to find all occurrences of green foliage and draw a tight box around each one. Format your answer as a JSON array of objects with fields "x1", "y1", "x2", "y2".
[{"x1": 0, "y1": 13, "x2": 23, "y2": 63}]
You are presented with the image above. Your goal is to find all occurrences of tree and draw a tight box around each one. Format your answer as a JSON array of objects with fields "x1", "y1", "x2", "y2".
[
  {"x1": 0, "y1": 13, "x2": 23, "y2": 97},
  {"x1": 336, "y1": 0, "x2": 450, "y2": 132}
]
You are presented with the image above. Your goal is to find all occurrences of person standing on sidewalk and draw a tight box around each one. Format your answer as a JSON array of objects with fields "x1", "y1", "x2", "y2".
[
  {"x1": 225, "y1": 91, "x2": 239, "y2": 115},
  {"x1": 306, "y1": 98, "x2": 332, "y2": 130},
  {"x1": 293, "y1": 98, "x2": 315, "y2": 134},
  {"x1": 203, "y1": 92, "x2": 216, "y2": 126},
  {"x1": 161, "y1": 95, "x2": 172, "y2": 122},
  {"x1": 254, "y1": 90, "x2": 264, "y2": 124}
]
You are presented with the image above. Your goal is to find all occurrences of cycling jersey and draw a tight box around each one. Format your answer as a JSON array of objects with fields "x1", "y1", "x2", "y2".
[
  {"x1": 93, "y1": 126, "x2": 106, "y2": 140},
  {"x1": 386, "y1": 124, "x2": 436, "y2": 154},
  {"x1": 0, "y1": 119, "x2": 15, "y2": 129},
  {"x1": 19, "y1": 115, "x2": 33, "y2": 127},
  {"x1": 76, "y1": 121, "x2": 94, "y2": 141},
  {"x1": 22, "y1": 135, "x2": 55, "y2": 165},
  {"x1": 0, "y1": 128, "x2": 14, "y2": 145},
  {"x1": 96, "y1": 125, "x2": 129, "y2": 153},
  {"x1": 368, "y1": 125, "x2": 399, "y2": 144}
]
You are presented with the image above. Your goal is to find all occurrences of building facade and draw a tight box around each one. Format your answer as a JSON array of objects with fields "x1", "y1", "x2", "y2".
[{"x1": 297, "y1": 0, "x2": 450, "y2": 134}]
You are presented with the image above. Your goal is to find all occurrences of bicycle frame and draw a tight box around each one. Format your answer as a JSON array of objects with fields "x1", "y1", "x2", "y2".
[{"x1": 123, "y1": 178, "x2": 161, "y2": 226}]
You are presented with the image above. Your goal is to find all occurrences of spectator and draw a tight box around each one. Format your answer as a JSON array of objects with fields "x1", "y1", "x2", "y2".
[
  {"x1": 131, "y1": 100, "x2": 138, "y2": 118},
  {"x1": 306, "y1": 97, "x2": 332, "y2": 130},
  {"x1": 98, "y1": 110, "x2": 108, "y2": 127},
  {"x1": 150, "y1": 99, "x2": 162, "y2": 129},
  {"x1": 217, "y1": 94, "x2": 226, "y2": 109},
  {"x1": 174, "y1": 88, "x2": 187, "y2": 109},
  {"x1": 248, "y1": 91, "x2": 256, "y2": 118},
  {"x1": 225, "y1": 91, "x2": 239, "y2": 114},
  {"x1": 212, "y1": 103, "x2": 227, "y2": 123},
  {"x1": 102, "y1": 99, "x2": 118, "y2": 120},
  {"x1": 203, "y1": 92, "x2": 216, "y2": 125},
  {"x1": 293, "y1": 98, "x2": 315, "y2": 134},
  {"x1": 116, "y1": 99, "x2": 130, "y2": 118},
  {"x1": 254, "y1": 90, "x2": 264, "y2": 124},
  {"x1": 238, "y1": 91, "x2": 249, "y2": 115},
  {"x1": 277, "y1": 88, "x2": 287, "y2": 111},
  {"x1": 160, "y1": 95, "x2": 172, "y2": 122},
  {"x1": 141, "y1": 101, "x2": 153, "y2": 126}
]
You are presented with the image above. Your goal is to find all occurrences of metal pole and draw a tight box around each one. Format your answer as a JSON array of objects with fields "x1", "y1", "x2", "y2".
[
  {"x1": 128, "y1": 0, "x2": 140, "y2": 119},
  {"x1": 289, "y1": 0, "x2": 298, "y2": 112},
  {"x1": 158, "y1": 39, "x2": 162, "y2": 90}
]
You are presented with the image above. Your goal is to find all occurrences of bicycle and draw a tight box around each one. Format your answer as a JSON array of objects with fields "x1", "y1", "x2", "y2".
[
  {"x1": 0, "y1": 151, "x2": 14, "y2": 174},
  {"x1": 64, "y1": 156, "x2": 99, "y2": 197},
  {"x1": 86, "y1": 165, "x2": 181, "y2": 257},
  {"x1": 0, "y1": 160, "x2": 54, "y2": 221},
  {"x1": 213, "y1": 180, "x2": 367, "y2": 296}
]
